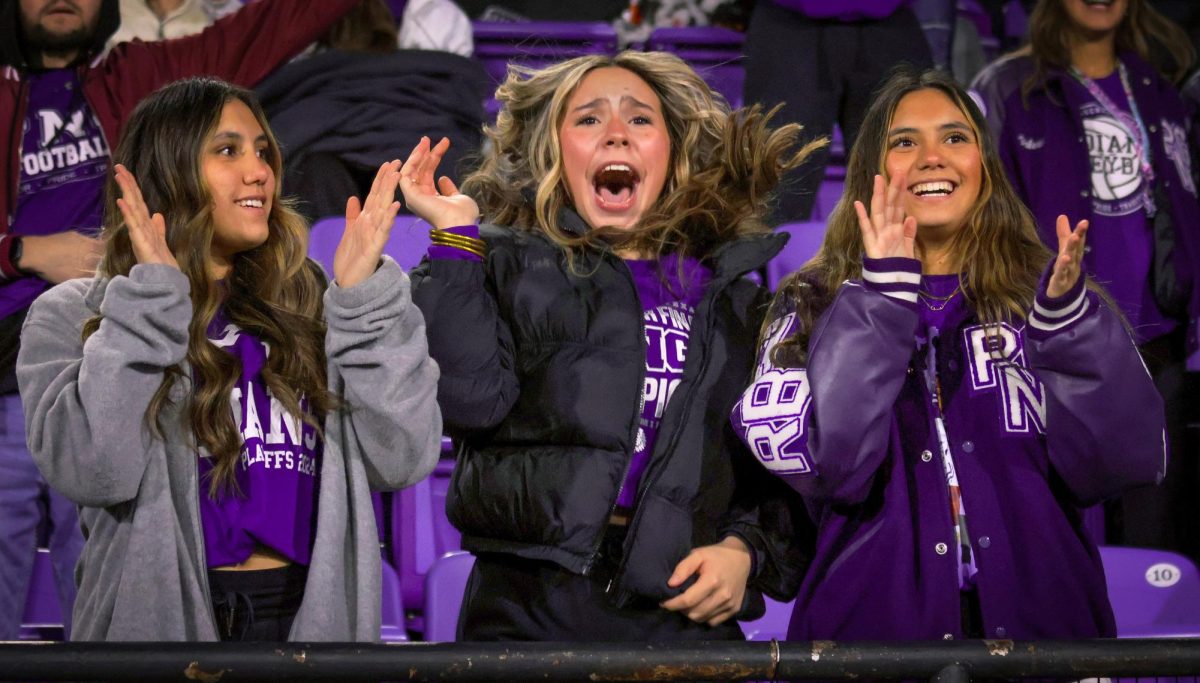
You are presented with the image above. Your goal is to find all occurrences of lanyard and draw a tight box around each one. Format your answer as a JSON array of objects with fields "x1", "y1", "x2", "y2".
[{"x1": 1071, "y1": 61, "x2": 1157, "y2": 216}]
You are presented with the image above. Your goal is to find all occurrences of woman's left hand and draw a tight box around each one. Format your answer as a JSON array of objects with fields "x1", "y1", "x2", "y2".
[
  {"x1": 332, "y1": 160, "x2": 403, "y2": 289},
  {"x1": 1047, "y1": 214, "x2": 1089, "y2": 298},
  {"x1": 660, "y1": 536, "x2": 752, "y2": 626}
]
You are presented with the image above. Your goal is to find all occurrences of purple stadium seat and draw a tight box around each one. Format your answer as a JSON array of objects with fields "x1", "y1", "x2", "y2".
[
  {"x1": 812, "y1": 179, "x2": 844, "y2": 222},
  {"x1": 767, "y1": 221, "x2": 826, "y2": 291},
  {"x1": 20, "y1": 548, "x2": 64, "y2": 641},
  {"x1": 957, "y1": 0, "x2": 1001, "y2": 63},
  {"x1": 1100, "y1": 546, "x2": 1200, "y2": 637},
  {"x1": 423, "y1": 551, "x2": 476, "y2": 642},
  {"x1": 739, "y1": 596, "x2": 795, "y2": 641},
  {"x1": 380, "y1": 559, "x2": 409, "y2": 642},
  {"x1": 392, "y1": 458, "x2": 461, "y2": 632},
  {"x1": 644, "y1": 26, "x2": 746, "y2": 108},
  {"x1": 472, "y1": 21, "x2": 619, "y2": 117},
  {"x1": 308, "y1": 214, "x2": 431, "y2": 275}
]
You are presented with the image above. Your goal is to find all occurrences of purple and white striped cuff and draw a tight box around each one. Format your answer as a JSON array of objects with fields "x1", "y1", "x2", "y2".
[
  {"x1": 861, "y1": 257, "x2": 922, "y2": 306},
  {"x1": 1028, "y1": 260, "x2": 1090, "y2": 335}
]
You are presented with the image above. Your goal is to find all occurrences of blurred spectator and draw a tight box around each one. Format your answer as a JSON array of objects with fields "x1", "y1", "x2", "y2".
[
  {"x1": 257, "y1": 0, "x2": 486, "y2": 222},
  {"x1": 972, "y1": 0, "x2": 1199, "y2": 560},
  {"x1": 741, "y1": 0, "x2": 934, "y2": 223},
  {"x1": 399, "y1": 0, "x2": 474, "y2": 55},
  {"x1": 106, "y1": 0, "x2": 245, "y2": 49}
]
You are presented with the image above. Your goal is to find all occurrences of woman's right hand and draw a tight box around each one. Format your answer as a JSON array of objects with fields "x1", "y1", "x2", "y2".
[
  {"x1": 113, "y1": 164, "x2": 179, "y2": 270},
  {"x1": 397, "y1": 136, "x2": 480, "y2": 230},
  {"x1": 854, "y1": 172, "x2": 917, "y2": 261}
]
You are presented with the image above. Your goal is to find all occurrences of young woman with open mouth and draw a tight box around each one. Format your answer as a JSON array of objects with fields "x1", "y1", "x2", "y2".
[{"x1": 400, "y1": 51, "x2": 818, "y2": 641}]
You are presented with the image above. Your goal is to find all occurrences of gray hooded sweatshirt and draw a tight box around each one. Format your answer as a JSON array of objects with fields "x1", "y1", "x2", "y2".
[{"x1": 16, "y1": 258, "x2": 441, "y2": 641}]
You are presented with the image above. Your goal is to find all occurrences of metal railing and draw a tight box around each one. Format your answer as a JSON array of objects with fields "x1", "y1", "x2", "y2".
[{"x1": 1, "y1": 639, "x2": 1199, "y2": 682}]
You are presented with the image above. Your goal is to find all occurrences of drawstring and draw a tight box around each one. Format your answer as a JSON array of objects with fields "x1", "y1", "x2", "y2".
[{"x1": 214, "y1": 589, "x2": 256, "y2": 641}]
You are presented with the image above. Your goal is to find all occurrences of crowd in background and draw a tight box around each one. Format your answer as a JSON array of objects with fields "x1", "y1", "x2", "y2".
[{"x1": 0, "y1": 0, "x2": 1198, "y2": 645}]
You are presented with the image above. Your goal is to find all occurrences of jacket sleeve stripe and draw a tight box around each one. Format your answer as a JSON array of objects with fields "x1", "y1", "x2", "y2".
[{"x1": 861, "y1": 257, "x2": 921, "y2": 305}]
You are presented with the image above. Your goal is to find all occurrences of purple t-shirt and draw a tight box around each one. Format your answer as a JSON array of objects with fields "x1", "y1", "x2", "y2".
[
  {"x1": 3, "y1": 70, "x2": 109, "y2": 320},
  {"x1": 616, "y1": 257, "x2": 711, "y2": 510},
  {"x1": 1079, "y1": 71, "x2": 1175, "y2": 342},
  {"x1": 199, "y1": 310, "x2": 322, "y2": 568}
]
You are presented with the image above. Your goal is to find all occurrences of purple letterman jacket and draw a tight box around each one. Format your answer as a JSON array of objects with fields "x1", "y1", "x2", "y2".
[
  {"x1": 971, "y1": 52, "x2": 1200, "y2": 363},
  {"x1": 731, "y1": 257, "x2": 1165, "y2": 640}
]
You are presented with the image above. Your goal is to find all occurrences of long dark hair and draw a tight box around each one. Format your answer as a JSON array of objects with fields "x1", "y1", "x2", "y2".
[
  {"x1": 84, "y1": 77, "x2": 335, "y2": 496},
  {"x1": 769, "y1": 68, "x2": 1050, "y2": 367},
  {"x1": 1022, "y1": 0, "x2": 1195, "y2": 94}
]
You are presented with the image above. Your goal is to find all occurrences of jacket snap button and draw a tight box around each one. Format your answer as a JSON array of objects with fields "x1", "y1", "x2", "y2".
[
  {"x1": 1142, "y1": 77, "x2": 1151, "y2": 85},
  {"x1": 921, "y1": 449, "x2": 933, "y2": 462},
  {"x1": 935, "y1": 542, "x2": 948, "y2": 555},
  {"x1": 1080, "y1": 190, "x2": 1089, "y2": 198},
  {"x1": 961, "y1": 440, "x2": 975, "y2": 453},
  {"x1": 943, "y1": 633, "x2": 954, "y2": 640},
  {"x1": 978, "y1": 536, "x2": 991, "y2": 548},
  {"x1": 995, "y1": 626, "x2": 1007, "y2": 638},
  {"x1": 1149, "y1": 124, "x2": 1157, "y2": 133}
]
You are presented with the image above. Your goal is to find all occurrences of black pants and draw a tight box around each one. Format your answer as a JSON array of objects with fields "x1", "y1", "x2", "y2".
[
  {"x1": 459, "y1": 526, "x2": 746, "y2": 641},
  {"x1": 741, "y1": 1, "x2": 933, "y2": 223},
  {"x1": 208, "y1": 564, "x2": 308, "y2": 642}
]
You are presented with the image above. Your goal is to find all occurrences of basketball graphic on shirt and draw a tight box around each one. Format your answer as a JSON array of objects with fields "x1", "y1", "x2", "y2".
[{"x1": 1083, "y1": 115, "x2": 1142, "y2": 210}]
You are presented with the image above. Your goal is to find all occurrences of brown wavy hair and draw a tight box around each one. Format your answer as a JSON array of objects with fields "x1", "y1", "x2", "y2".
[
  {"x1": 769, "y1": 68, "x2": 1052, "y2": 367},
  {"x1": 83, "y1": 78, "x2": 335, "y2": 497},
  {"x1": 462, "y1": 50, "x2": 824, "y2": 264},
  {"x1": 1022, "y1": 0, "x2": 1196, "y2": 94}
]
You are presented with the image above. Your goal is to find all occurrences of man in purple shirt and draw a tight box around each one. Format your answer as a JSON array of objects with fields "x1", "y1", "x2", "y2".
[{"x1": 0, "y1": 0, "x2": 359, "y2": 638}]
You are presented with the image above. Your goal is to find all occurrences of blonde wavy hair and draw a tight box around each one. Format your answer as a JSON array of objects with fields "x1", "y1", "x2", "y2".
[
  {"x1": 770, "y1": 68, "x2": 1053, "y2": 367},
  {"x1": 462, "y1": 50, "x2": 823, "y2": 263},
  {"x1": 84, "y1": 78, "x2": 336, "y2": 497}
]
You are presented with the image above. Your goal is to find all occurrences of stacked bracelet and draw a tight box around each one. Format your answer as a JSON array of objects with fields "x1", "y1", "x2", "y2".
[{"x1": 429, "y1": 228, "x2": 486, "y2": 258}]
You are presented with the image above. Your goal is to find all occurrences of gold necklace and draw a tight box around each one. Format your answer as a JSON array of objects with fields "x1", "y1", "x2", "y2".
[{"x1": 918, "y1": 284, "x2": 962, "y2": 312}]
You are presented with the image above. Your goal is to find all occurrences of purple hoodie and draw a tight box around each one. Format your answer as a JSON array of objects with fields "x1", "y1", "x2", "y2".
[{"x1": 731, "y1": 257, "x2": 1165, "y2": 640}]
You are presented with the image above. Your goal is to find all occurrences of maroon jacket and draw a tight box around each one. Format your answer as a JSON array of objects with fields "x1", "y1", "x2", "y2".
[{"x1": 0, "y1": 0, "x2": 359, "y2": 250}]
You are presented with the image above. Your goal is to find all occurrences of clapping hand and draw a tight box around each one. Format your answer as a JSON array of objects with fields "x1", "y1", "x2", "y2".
[
  {"x1": 1047, "y1": 214, "x2": 1089, "y2": 299},
  {"x1": 113, "y1": 164, "x2": 178, "y2": 270},
  {"x1": 396, "y1": 136, "x2": 479, "y2": 230},
  {"x1": 332, "y1": 160, "x2": 403, "y2": 289},
  {"x1": 854, "y1": 172, "x2": 917, "y2": 261}
]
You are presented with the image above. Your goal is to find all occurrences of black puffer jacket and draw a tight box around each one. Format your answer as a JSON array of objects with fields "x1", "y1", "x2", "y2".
[{"x1": 411, "y1": 213, "x2": 811, "y2": 615}]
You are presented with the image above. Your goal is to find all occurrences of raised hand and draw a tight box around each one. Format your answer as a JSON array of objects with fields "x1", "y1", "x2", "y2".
[
  {"x1": 854, "y1": 172, "x2": 917, "y2": 261},
  {"x1": 333, "y1": 160, "x2": 403, "y2": 289},
  {"x1": 113, "y1": 164, "x2": 178, "y2": 270},
  {"x1": 396, "y1": 136, "x2": 479, "y2": 230},
  {"x1": 1047, "y1": 214, "x2": 1089, "y2": 299}
]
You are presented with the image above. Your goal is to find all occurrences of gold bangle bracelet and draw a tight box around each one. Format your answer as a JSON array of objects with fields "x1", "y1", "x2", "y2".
[
  {"x1": 429, "y1": 231, "x2": 486, "y2": 257},
  {"x1": 430, "y1": 237, "x2": 486, "y2": 256},
  {"x1": 429, "y1": 229, "x2": 487, "y2": 255}
]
